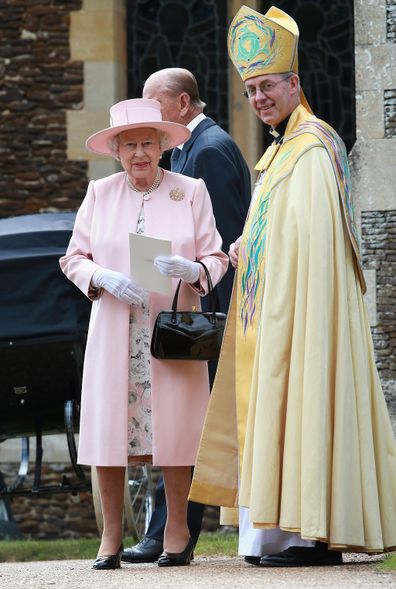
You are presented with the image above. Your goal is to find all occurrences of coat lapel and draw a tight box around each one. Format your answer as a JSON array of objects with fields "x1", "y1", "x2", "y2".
[{"x1": 173, "y1": 118, "x2": 216, "y2": 174}]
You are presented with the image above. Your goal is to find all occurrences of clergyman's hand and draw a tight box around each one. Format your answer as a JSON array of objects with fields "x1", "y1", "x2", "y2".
[{"x1": 229, "y1": 236, "x2": 242, "y2": 269}]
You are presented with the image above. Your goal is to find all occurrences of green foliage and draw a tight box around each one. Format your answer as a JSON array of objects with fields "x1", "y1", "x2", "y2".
[
  {"x1": 0, "y1": 537, "x2": 100, "y2": 563},
  {"x1": 378, "y1": 553, "x2": 396, "y2": 571},
  {"x1": 0, "y1": 532, "x2": 238, "y2": 563},
  {"x1": 195, "y1": 531, "x2": 238, "y2": 557}
]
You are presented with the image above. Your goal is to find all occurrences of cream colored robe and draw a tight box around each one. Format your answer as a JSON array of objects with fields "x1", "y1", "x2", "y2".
[{"x1": 190, "y1": 106, "x2": 396, "y2": 552}]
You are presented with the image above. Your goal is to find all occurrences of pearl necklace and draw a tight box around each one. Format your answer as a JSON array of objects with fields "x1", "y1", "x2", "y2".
[{"x1": 126, "y1": 168, "x2": 162, "y2": 201}]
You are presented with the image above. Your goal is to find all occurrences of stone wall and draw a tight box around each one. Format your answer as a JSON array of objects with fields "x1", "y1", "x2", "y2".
[
  {"x1": 1, "y1": 463, "x2": 219, "y2": 540},
  {"x1": 361, "y1": 210, "x2": 396, "y2": 427},
  {"x1": 0, "y1": 0, "x2": 87, "y2": 217},
  {"x1": 384, "y1": 89, "x2": 396, "y2": 137},
  {"x1": 1, "y1": 463, "x2": 97, "y2": 539},
  {"x1": 387, "y1": 0, "x2": 396, "y2": 41},
  {"x1": 352, "y1": 0, "x2": 396, "y2": 427}
]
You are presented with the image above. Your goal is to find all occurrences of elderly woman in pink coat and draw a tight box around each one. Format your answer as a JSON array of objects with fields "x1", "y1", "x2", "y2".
[{"x1": 60, "y1": 99, "x2": 228, "y2": 569}]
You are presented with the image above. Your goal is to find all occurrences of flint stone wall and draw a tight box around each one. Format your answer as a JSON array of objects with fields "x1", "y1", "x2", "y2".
[
  {"x1": 387, "y1": 0, "x2": 396, "y2": 41},
  {"x1": 0, "y1": 0, "x2": 87, "y2": 218},
  {"x1": 1, "y1": 463, "x2": 97, "y2": 539},
  {"x1": 1, "y1": 463, "x2": 220, "y2": 540},
  {"x1": 361, "y1": 210, "x2": 396, "y2": 427},
  {"x1": 384, "y1": 89, "x2": 396, "y2": 137}
]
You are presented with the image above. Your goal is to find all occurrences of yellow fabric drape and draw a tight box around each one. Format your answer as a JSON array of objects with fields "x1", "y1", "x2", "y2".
[{"x1": 190, "y1": 110, "x2": 396, "y2": 553}]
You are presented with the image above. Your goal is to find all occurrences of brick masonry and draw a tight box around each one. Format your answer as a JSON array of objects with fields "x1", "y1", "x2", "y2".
[
  {"x1": 0, "y1": 463, "x2": 220, "y2": 540},
  {"x1": 387, "y1": 0, "x2": 396, "y2": 42},
  {"x1": 361, "y1": 210, "x2": 396, "y2": 426},
  {"x1": 0, "y1": 0, "x2": 87, "y2": 218},
  {"x1": 384, "y1": 89, "x2": 396, "y2": 138},
  {"x1": 1, "y1": 463, "x2": 98, "y2": 539}
]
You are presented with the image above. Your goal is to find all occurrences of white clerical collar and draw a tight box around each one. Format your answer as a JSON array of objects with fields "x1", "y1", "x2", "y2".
[{"x1": 176, "y1": 113, "x2": 206, "y2": 150}]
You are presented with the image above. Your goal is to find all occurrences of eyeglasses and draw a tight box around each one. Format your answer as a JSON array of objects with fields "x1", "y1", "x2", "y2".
[{"x1": 243, "y1": 74, "x2": 293, "y2": 99}]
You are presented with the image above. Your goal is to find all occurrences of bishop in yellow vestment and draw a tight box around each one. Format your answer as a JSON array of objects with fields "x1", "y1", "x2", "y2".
[{"x1": 190, "y1": 5, "x2": 396, "y2": 563}]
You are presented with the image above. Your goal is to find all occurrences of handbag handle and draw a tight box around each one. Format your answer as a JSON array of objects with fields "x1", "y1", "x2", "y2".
[{"x1": 171, "y1": 260, "x2": 217, "y2": 324}]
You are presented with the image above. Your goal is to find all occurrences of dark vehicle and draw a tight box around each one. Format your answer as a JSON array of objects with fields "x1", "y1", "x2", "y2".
[
  {"x1": 0, "y1": 212, "x2": 153, "y2": 539},
  {"x1": 0, "y1": 212, "x2": 91, "y2": 499}
]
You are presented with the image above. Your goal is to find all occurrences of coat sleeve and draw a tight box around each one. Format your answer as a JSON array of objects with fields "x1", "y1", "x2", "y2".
[
  {"x1": 59, "y1": 181, "x2": 102, "y2": 300},
  {"x1": 192, "y1": 146, "x2": 250, "y2": 253},
  {"x1": 191, "y1": 178, "x2": 229, "y2": 296},
  {"x1": 191, "y1": 144, "x2": 251, "y2": 313}
]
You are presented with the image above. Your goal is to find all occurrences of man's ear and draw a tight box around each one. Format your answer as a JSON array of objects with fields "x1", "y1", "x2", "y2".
[
  {"x1": 289, "y1": 74, "x2": 300, "y2": 95},
  {"x1": 179, "y1": 92, "x2": 191, "y2": 117}
]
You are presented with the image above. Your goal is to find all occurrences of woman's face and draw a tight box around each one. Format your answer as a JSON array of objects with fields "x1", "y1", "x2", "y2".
[{"x1": 118, "y1": 127, "x2": 163, "y2": 188}]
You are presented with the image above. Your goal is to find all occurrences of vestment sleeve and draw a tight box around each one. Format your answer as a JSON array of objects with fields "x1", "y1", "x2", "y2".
[{"x1": 240, "y1": 144, "x2": 352, "y2": 510}]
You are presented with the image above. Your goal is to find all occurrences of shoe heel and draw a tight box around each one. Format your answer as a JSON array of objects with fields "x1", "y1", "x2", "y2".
[
  {"x1": 93, "y1": 543, "x2": 123, "y2": 570},
  {"x1": 157, "y1": 537, "x2": 194, "y2": 567}
]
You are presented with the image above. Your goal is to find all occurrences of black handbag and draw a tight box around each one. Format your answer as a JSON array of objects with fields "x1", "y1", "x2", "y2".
[{"x1": 151, "y1": 261, "x2": 226, "y2": 361}]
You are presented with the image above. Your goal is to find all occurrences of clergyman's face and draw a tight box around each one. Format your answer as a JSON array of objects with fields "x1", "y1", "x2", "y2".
[
  {"x1": 244, "y1": 73, "x2": 298, "y2": 128},
  {"x1": 143, "y1": 83, "x2": 182, "y2": 124}
]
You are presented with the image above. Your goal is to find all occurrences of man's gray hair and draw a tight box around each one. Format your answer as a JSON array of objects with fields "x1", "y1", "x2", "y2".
[
  {"x1": 108, "y1": 128, "x2": 171, "y2": 159},
  {"x1": 283, "y1": 71, "x2": 300, "y2": 91},
  {"x1": 147, "y1": 68, "x2": 206, "y2": 111}
]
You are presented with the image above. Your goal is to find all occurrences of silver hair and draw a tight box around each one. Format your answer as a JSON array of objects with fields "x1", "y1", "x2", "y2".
[
  {"x1": 108, "y1": 128, "x2": 171, "y2": 159},
  {"x1": 145, "y1": 68, "x2": 206, "y2": 111},
  {"x1": 283, "y1": 71, "x2": 300, "y2": 91}
]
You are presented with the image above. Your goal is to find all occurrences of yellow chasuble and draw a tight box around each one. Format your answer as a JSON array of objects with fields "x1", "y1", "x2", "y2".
[{"x1": 190, "y1": 105, "x2": 396, "y2": 552}]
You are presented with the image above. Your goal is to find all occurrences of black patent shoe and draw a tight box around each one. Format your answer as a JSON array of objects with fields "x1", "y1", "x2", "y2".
[
  {"x1": 244, "y1": 555, "x2": 261, "y2": 566},
  {"x1": 259, "y1": 544, "x2": 342, "y2": 568},
  {"x1": 157, "y1": 537, "x2": 194, "y2": 567},
  {"x1": 93, "y1": 544, "x2": 123, "y2": 570}
]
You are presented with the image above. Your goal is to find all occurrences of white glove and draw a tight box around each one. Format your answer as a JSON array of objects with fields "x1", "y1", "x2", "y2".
[
  {"x1": 154, "y1": 255, "x2": 201, "y2": 283},
  {"x1": 91, "y1": 268, "x2": 144, "y2": 305}
]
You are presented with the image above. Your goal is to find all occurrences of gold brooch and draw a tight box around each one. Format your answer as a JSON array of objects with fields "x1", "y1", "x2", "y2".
[{"x1": 169, "y1": 188, "x2": 185, "y2": 201}]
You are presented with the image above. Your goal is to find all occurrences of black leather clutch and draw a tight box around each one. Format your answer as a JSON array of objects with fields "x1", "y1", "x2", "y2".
[{"x1": 151, "y1": 261, "x2": 226, "y2": 361}]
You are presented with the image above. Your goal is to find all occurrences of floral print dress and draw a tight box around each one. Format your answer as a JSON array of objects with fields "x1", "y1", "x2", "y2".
[{"x1": 127, "y1": 203, "x2": 152, "y2": 458}]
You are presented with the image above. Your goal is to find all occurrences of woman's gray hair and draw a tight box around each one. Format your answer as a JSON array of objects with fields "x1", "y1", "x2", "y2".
[{"x1": 108, "y1": 128, "x2": 171, "y2": 159}]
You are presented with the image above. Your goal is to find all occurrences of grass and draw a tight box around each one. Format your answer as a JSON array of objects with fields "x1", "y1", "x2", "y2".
[
  {"x1": 0, "y1": 531, "x2": 238, "y2": 563},
  {"x1": 195, "y1": 531, "x2": 238, "y2": 557},
  {"x1": 1, "y1": 533, "x2": 394, "y2": 569},
  {"x1": 379, "y1": 553, "x2": 396, "y2": 571}
]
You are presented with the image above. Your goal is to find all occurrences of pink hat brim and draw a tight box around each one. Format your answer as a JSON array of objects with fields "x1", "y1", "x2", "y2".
[{"x1": 86, "y1": 121, "x2": 191, "y2": 156}]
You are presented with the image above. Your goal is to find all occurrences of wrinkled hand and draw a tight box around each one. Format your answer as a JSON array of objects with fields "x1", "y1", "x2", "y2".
[
  {"x1": 91, "y1": 268, "x2": 144, "y2": 305},
  {"x1": 229, "y1": 236, "x2": 242, "y2": 269},
  {"x1": 154, "y1": 255, "x2": 201, "y2": 283}
]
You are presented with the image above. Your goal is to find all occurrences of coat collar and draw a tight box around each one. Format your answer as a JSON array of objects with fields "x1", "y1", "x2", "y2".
[{"x1": 174, "y1": 118, "x2": 217, "y2": 172}]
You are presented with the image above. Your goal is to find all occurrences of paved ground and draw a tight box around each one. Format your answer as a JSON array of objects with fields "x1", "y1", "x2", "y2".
[{"x1": 0, "y1": 553, "x2": 394, "y2": 589}]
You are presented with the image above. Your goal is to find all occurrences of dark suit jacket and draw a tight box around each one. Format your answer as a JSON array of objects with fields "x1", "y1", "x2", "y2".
[
  {"x1": 145, "y1": 119, "x2": 251, "y2": 543},
  {"x1": 171, "y1": 117, "x2": 251, "y2": 314}
]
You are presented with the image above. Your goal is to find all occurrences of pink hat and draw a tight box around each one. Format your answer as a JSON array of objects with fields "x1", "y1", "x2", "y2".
[{"x1": 85, "y1": 98, "x2": 191, "y2": 156}]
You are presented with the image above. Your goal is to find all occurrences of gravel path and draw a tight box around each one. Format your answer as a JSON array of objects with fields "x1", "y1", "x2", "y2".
[{"x1": 0, "y1": 554, "x2": 394, "y2": 589}]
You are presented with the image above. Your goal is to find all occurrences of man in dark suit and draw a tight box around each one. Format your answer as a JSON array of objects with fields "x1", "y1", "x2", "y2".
[{"x1": 122, "y1": 67, "x2": 251, "y2": 564}]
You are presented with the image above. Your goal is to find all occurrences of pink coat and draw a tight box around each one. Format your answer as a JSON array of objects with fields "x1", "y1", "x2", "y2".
[{"x1": 60, "y1": 170, "x2": 229, "y2": 467}]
